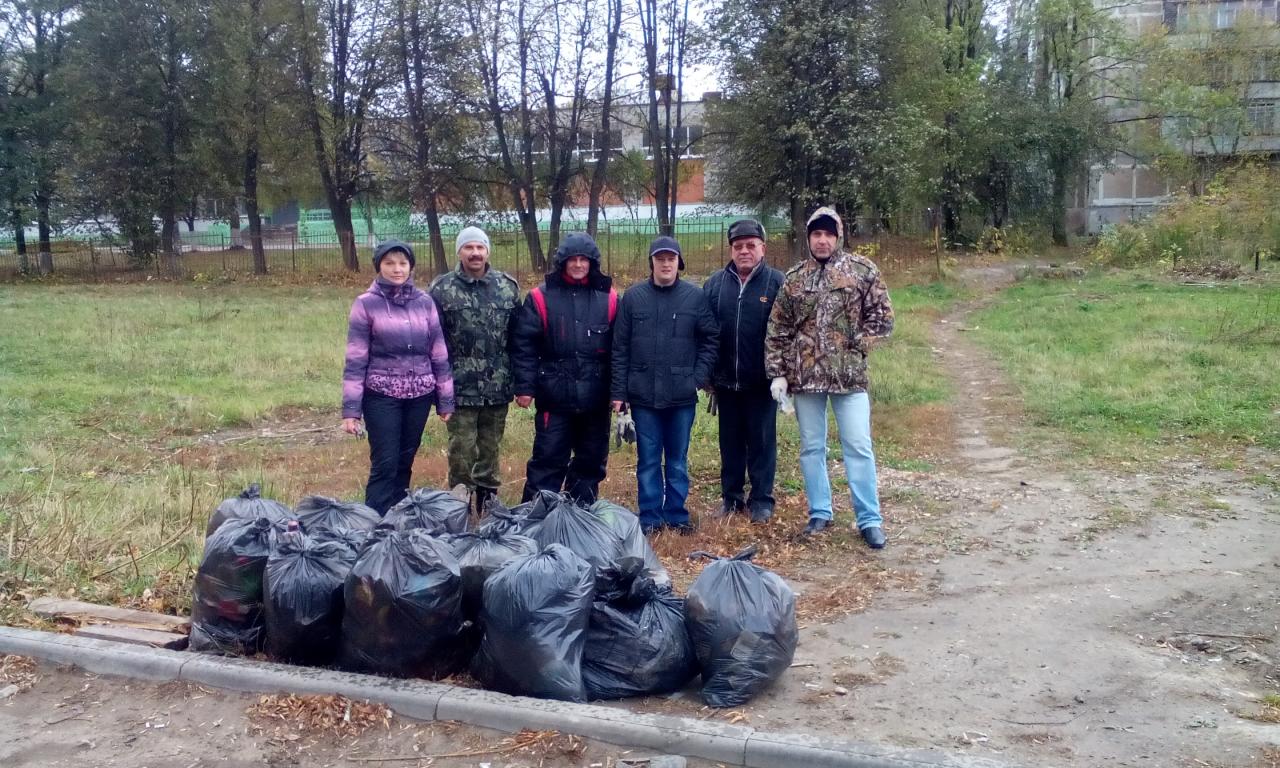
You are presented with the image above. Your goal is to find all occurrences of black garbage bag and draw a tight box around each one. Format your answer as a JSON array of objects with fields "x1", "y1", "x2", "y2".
[
  {"x1": 684, "y1": 545, "x2": 798, "y2": 708},
  {"x1": 521, "y1": 493, "x2": 623, "y2": 578},
  {"x1": 190, "y1": 516, "x2": 278, "y2": 655},
  {"x1": 295, "y1": 495, "x2": 380, "y2": 533},
  {"x1": 447, "y1": 529, "x2": 539, "y2": 619},
  {"x1": 588, "y1": 500, "x2": 670, "y2": 586},
  {"x1": 263, "y1": 524, "x2": 361, "y2": 665},
  {"x1": 583, "y1": 573, "x2": 696, "y2": 700},
  {"x1": 471, "y1": 544, "x2": 595, "y2": 702},
  {"x1": 384, "y1": 488, "x2": 470, "y2": 535},
  {"x1": 476, "y1": 497, "x2": 532, "y2": 535},
  {"x1": 206, "y1": 483, "x2": 291, "y2": 537},
  {"x1": 339, "y1": 528, "x2": 471, "y2": 678}
]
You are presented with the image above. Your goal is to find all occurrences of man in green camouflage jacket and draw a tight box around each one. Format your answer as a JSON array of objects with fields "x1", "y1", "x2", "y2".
[
  {"x1": 429, "y1": 226, "x2": 521, "y2": 513},
  {"x1": 765, "y1": 207, "x2": 894, "y2": 547}
]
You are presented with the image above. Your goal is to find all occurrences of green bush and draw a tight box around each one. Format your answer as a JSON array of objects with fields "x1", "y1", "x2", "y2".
[{"x1": 1091, "y1": 165, "x2": 1279, "y2": 269}]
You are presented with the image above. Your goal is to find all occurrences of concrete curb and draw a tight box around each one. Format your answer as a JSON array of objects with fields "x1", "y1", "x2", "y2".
[{"x1": 0, "y1": 626, "x2": 1013, "y2": 768}]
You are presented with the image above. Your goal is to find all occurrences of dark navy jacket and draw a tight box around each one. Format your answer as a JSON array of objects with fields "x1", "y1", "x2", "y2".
[
  {"x1": 611, "y1": 278, "x2": 719, "y2": 409},
  {"x1": 703, "y1": 262, "x2": 784, "y2": 392}
]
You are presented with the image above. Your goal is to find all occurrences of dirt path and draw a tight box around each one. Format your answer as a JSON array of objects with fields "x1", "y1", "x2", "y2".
[{"x1": 714, "y1": 263, "x2": 1280, "y2": 766}]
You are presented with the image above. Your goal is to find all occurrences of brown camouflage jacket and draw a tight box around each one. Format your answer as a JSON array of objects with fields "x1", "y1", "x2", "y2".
[{"x1": 764, "y1": 248, "x2": 894, "y2": 393}]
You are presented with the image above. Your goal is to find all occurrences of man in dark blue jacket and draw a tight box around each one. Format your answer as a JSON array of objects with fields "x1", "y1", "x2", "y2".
[
  {"x1": 512, "y1": 233, "x2": 618, "y2": 504},
  {"x1": 611, "y1": 236, "x2": 719, "y2": 534},
  {"x1": 703, "y1": 219, "x2": 785, "y2": 523}
]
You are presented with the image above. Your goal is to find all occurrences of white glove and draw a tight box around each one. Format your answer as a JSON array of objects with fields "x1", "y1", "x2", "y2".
[{"x1": 770, "y1": 377, "x2": 795, "y2": 415}]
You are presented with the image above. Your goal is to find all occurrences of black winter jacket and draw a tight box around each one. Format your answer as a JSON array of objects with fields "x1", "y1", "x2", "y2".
[
  {"x1": 611, "y1": 278, "x2": 719, "y2": 409},
  {"x1": 512, "y1": 265, "x2": 616, "y2": 414},
  {"x1": 703, "y1": 262, "x2": 784, "y2": 392}
]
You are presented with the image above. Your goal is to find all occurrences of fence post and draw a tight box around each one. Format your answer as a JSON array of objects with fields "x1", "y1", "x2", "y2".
[
  {"x1": 607, "y1": 226, "x2": 612, "y2": 275},
  {"x1": 291, "y1": 231, "x2": 297, "y2": 272},
  {"x1": 89, "y1": 239, "x2": 97, "y2": 279},
  {"x1": 1257, "y1": 250, "x2": 1262, "y2": 272}
]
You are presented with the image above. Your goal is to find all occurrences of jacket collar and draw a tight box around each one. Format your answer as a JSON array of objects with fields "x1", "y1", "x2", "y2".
[{"x1": 453, "y1": 263, "x2": 492, "y2": 284}]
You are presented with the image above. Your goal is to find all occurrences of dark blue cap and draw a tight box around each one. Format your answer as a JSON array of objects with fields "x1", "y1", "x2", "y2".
[{"x1": 648, "y1": 235, "x2": 684, "y2": 271}]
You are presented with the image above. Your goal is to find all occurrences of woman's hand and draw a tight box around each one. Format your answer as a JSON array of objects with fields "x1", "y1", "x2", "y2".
[
  {"x1": 342, "y1": 418, "x2": 363, "y2": 435},
  {"x1": 439, "y1": 412, "x2": 452, "y2": 423}
]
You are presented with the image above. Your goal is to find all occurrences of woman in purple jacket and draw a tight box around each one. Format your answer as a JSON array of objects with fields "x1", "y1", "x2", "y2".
[{"x1": 341, "y1": 240, "x2": 455, "y2": 514}]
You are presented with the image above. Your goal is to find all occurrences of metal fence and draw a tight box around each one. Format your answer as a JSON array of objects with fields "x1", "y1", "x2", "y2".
[{"x1": 0, "y1": 216, "x2": 940, "y2": 283}]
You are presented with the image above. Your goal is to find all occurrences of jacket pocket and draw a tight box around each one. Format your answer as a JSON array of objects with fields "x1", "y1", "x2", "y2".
[{"x1": 670, "y1": 365, "x2": 696, "y2": 403}]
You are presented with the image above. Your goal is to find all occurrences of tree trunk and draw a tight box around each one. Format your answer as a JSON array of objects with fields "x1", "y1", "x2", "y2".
[
  {"x1": 227, "y1": 197, "x2": 243, "y2": 248},
  {"x1": 585, "y1": 0, "x2": 621, "y2": 238},
  {"x1": 422, "y1": 193, "x2": 448, "y2": 277},
  {"x1": 11, "y1": 205, "x2": 29, "y2": 274},
  {"x1": 332, "y1": 199, "x2": 359, "y2": 271},
  {"x1": 1050, "y1": 156, "x2": 1069, "y2": 246},
  {"x1": 244, "y1": 140, "x2": 267, "y2": 274}
]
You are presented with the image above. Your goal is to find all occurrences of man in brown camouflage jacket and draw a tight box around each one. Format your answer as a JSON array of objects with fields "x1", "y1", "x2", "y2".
[{"x1": 765, "y1": 207, "x2": 894, "y2": 547}]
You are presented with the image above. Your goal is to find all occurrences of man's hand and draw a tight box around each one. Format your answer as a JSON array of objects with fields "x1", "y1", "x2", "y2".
[
  {"x1": 612, "y1": 400, "x2": 626, "y2": 413},
  {"x1": 342, "y1": 418, "x2": 364, "y2": 436},
  {"x1": 769, "y1": 377, "x2": 788, "y2": 405},
  {"x1": 516, "y1": 395, "x2": 533, "y2": 409},
  {"x1": 439, "y1": 412, "x2": 452, "y2": 423}
]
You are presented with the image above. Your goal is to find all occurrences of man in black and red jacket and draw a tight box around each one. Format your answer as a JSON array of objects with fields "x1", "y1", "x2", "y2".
[{"x1": 511, "y1": 233, "x2": 618, "y2": 504}]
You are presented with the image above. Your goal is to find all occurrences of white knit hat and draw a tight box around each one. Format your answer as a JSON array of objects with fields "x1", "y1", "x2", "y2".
[{"x1": 455, "y1": 226, "x2": 491, "y2": 256}]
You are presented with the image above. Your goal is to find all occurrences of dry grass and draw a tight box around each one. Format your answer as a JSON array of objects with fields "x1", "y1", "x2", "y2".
[
  {"x1": 0, "y1": 655, "x2": 39, "y2": 692},
  {"x1": 247, "y1": 693, "x2": 393, "y2": 738}
]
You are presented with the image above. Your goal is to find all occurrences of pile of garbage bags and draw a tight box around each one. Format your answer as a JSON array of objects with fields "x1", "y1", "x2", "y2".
[{"x1": 190, "y1": 485, "x2": 796, "y2": 707}]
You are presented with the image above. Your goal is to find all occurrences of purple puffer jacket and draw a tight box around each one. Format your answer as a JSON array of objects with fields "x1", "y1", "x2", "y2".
[{"x1": 342, "y1": 278, "x2": 455, "y2": 419}]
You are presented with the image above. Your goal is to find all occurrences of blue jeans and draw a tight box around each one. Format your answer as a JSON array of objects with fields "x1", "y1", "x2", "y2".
[
  {"x1": 793, "y1": 392, "x2": 882, "y2": 530},
  {"x1": 631, "y1": 404, "x2": 697, "y2": 527}
]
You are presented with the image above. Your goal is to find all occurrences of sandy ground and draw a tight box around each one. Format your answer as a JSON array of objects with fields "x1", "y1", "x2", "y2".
[
  {"x1": 0, "y1": 665, "x2": 720, "y2": 768},
  {"x1": 4, "y1": 262, "x2": 1277, "y2": 767}
]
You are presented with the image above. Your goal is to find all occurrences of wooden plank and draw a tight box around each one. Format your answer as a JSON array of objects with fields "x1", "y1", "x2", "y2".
[
  {"x1": 28, "y1": 597, "x2": 188, "y2": 632},
  {"x1": 73, "y1": 624, "x2": 189, "y2": 650}
]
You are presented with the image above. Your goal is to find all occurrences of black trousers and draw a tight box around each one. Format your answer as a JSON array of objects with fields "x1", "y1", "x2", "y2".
[
  {"x1": 521, "y1": 407, "x2": 611, "y2": 505},
  {"x1": 363, "y1": 390, "x2": 435, "y2": 514},
  {"x1": 717, "y1": 387, "x2": 777, "y2": 513}
]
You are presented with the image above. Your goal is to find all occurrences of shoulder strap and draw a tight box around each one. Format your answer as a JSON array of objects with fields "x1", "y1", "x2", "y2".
[{"x1": 530, "y1": 286, "x2": 549, "y2": 333}]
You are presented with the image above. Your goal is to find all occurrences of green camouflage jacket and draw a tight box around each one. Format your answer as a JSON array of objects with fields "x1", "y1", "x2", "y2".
[
  {"x1": 429, "y1": 265, "x2": 521, "y2": 407},
  {"x1": 765, "y1": 245, "x2": 894, "y2": 394}
]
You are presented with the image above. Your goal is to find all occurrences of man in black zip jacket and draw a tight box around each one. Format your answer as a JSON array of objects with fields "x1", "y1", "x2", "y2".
[
  {"x1": 611, "y1": 236, "x2": 719, "y2": 534},
  {"x1": 512, "y1": 233, "x2": 618, "y2": 504},
  {"x1": 703, "y1": 219, "x2": 785, "y2": 523}
]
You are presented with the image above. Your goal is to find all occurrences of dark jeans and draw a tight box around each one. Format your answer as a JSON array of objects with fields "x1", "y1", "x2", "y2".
[
  {"x1": 521, "y1": 407, "x2": 611, "y2": 505},
  {"x1": 363, "y1": 390, "x2": 435, "y2": 514},
  {"x1": 717, "y1": 387, "x2": 777, "y2": 514},
  {"x1": 632, "y1": 404, "x2": 697, "y2": 528}
]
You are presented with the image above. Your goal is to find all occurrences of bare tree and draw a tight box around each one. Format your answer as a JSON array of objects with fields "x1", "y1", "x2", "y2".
[
  {"x1": 585, "y1": 0, "x2": 623, "y2": 237},
  {"x1": 639, "y1": 0, "x2": 690, "y2": 235},
  {"x1": 293, "y1": 0, "x2": 388, "y2": 271}
]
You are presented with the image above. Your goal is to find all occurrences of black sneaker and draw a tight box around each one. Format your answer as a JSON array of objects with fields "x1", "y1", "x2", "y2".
[
  {"x1": 748, "y1": 505, "x2": 774, "y2": 524},
  {"x1": 802, "y1": 517, "x2": 831, "y2": 536},
  {"x1": 640, "y1": 523, "x2": 663, "y2": 536},
  {"x1": 860, "y1": 525, "x2": 886, "y2": 549},
  {"x1": 670, "y1": 523, "x2": 698, "y2": 536}
]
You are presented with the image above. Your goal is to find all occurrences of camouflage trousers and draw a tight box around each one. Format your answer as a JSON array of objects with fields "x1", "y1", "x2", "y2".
[{"x1": 445, "y1": 403, "x2": 509, "y2": 491}]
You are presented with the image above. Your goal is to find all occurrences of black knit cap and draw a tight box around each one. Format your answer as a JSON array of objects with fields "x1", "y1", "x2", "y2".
[
  {"x1": 373, "y1": 239, "x2": 416, "y2": 271},
  {"x1": 807, "y1": 214, "x2": 839, "y2": 237}
]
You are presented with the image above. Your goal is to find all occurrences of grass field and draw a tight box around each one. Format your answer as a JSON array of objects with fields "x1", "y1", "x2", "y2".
[
  {"x1": 0, "y1": 275, "x2": 954, "y2": 613},
  {"x1": 973, "y1": 270, "x2": 1280, "y2": 460}
]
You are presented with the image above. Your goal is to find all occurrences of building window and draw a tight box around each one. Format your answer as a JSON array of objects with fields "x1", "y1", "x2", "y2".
[
  {"x1": 642, "y1": 124, "x2": 704, "y2": 158},
  {"x1": 576, "y1": 129, "x2": 623, "y2": 159},
  {"x1": 1216, "y1": 3, "x2": 1240, "y2": 29},
  {"x1": 1245, "y1": 102, "x2": 1276, "y2": 135}
]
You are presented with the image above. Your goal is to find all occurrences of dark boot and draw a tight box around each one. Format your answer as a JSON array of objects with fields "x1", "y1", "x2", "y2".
[{"x1": 475, "y1": 487, "x2": 495, "y2": 517}]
